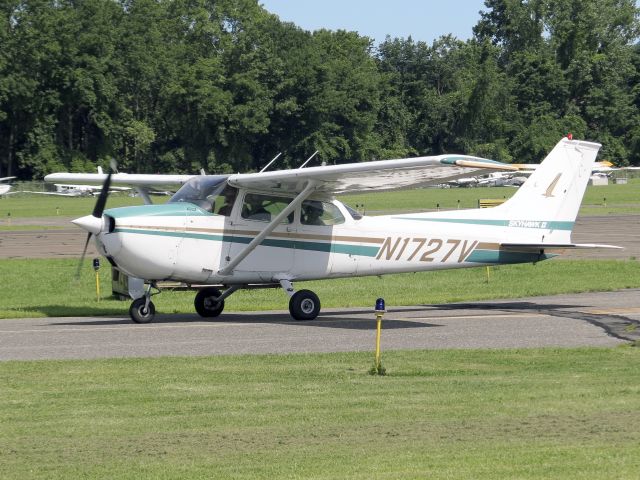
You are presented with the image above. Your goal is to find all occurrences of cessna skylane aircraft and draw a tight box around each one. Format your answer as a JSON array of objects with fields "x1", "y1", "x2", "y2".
[{"x1": 69, "y1": 137, "x2": 617, "y2": 323}]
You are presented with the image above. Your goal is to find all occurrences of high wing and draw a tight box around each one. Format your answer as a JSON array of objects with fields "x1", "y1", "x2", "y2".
[
  {"x1": 0, "y1": 176, "x2": 16, "y2": 182},
  {"x1": 44, "y1": 172, "x2": 196, "y2": 204},
  {"x1": 44, "y1": 172, "x2": 195, "y2": 188},
  {"x1": 228, "y1": 154, "x2": 517, "y2": 195}
]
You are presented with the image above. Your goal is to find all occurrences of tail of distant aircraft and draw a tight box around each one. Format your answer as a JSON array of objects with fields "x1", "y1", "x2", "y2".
[{"x1": 476, "y1": 138, "x2": 601, "y2": 245}]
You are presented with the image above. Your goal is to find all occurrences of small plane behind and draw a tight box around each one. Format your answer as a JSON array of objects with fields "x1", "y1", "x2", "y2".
[
  {"x1": 0, "y1": 176, "x2": 16, "y2": 196},
  {"x1": 448, "y1": 159, "x2": 619, "y2": 188},
  {"x1": 70, "y1": 137, "x2": 618, "y2": 323},
  {"x1": 45, "y1": 170, "x2": 195, "y2": 203},
  {"x1": 474, "y1": 172, "x2": 527, "y2": 187},
  {"x1": 512, "y1": 159, "x2": 637, "y2": 175},
  {"x1": 27, "y1": 183, "x2": 132, "y2": 197}
]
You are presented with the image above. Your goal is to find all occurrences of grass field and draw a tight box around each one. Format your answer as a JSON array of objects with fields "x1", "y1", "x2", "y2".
[
  {"x1": 0, "y1": 258, "x2": 638, "y2": 319},
  {"x1": 1, "y1": 347, "x2": 638, "y2": 479},
  {"x1": 0, "y1": 178, "x2": 638, "y2": 218}
]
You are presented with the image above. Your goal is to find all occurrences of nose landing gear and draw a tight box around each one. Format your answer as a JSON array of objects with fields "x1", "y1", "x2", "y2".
[
  {"x1": 129, "y1": 297, "x2": 156, "y2": 323},
  {"x1": 129, "y1": 283, "x2": 159, "y2": 323}
]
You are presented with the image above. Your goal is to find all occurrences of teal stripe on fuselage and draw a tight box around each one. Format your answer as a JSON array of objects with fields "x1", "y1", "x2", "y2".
[
  {"x1": 106, "y1": 203, "x2": 214, "y2": 218},
  {"x1": 392, "y1": 217, "x2": 574, "y2": 230},
  {"x1": 113, "y1": 228, "x2": 379, "y2": 257}
]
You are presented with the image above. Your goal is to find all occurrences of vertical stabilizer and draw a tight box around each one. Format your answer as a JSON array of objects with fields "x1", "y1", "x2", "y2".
[{"x1": 490, "y1": 138, "x2": 601, "y2": 243}]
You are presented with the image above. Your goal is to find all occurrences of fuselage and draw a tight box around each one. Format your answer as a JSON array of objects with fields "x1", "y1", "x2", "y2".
[{"x1": 95, "y1": 191, "x2": 552, "y2": 286}]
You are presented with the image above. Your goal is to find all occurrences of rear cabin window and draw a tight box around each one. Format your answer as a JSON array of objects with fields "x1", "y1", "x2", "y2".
[{"x1": 241, "y1": 193, "x2": 293, "y2": 223}]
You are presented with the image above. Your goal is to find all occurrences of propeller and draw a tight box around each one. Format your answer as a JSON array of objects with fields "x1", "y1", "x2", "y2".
[{"x1": 74, "y1": 159, "x2": 116, "y2": 278}]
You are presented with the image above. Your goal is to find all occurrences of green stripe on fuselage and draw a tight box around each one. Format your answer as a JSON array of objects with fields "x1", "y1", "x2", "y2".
[{"x1": 113, "y1": 228, "x2": 379, "y2": 257}]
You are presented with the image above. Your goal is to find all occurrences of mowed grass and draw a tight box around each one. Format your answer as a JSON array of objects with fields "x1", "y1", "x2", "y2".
[
  {"x1": 1, "y1": 348, "x2": 639, "y2": 479},
  {"x1": 0, "y1": 178, "x2": 638, "y2": 218},
  {"x1": 0, "y1": 258, "x2": 638, "y2": 319}
]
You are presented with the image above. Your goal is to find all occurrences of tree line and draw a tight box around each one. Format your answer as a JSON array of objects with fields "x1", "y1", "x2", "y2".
[{"x1": 1, "y1": 0, "x2": 638, "y2": 179}]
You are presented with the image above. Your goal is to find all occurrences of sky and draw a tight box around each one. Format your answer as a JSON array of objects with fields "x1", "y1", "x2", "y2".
[{"x1": 259, "y1": 0, "x2": 488, "y2": 45}]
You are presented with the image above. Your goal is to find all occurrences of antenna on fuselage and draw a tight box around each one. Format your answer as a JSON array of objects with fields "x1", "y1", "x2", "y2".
[
  {"x1": 259, "y1": 153, "x2": 282, "y2": 173},
  {"x1": 298, "y1": 150, "x2": 319, "y2": 169}
]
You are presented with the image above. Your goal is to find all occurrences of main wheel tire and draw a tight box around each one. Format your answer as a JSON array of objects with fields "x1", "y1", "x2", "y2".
[
  {"x1": 289, "y1": 290, "x2": 321, "y2": 321},
  {"x1": 129, "y1": 298, "x2": 155, "y2": 323},
  {"x1": 194, "y1": 287, "x2": 225, "y2": 318}
]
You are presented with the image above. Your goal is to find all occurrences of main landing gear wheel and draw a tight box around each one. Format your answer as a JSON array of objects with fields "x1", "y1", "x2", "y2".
[
  {"x1": 289, "y1": 289, "x2": 321, "y2": 321},
  {"x1": 129, "y1": 298, "x2": 156, "y2": 324},
  {"x1": 194, "y1": 287, "x2": 225, "y2": 318}
]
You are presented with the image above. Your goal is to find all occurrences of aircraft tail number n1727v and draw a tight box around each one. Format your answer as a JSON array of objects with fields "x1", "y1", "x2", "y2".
[{"x1": 70, "y1": 137, "x2": 619, "y2": 323}]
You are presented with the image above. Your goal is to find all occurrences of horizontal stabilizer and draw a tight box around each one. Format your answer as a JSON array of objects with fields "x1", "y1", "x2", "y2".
[{"x1": 500, "y1": 243, "x2": 623, "y2": 250}]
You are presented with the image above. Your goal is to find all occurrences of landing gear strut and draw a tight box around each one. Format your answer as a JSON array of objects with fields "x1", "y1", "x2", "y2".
[{"x1": 280, "y1": 279, "x2": 321, "y2": 321}]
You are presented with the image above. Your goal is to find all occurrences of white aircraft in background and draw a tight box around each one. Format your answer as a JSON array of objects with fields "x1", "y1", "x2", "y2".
[
  {"x1": 449, "y1": 159, "x2": 624, "y2": 188},
  {"x1": 26, "y1": 183, "x2": 133, "y2": 197},
  {"x1": 512, "y1": 159, "x2": 637, "y2": 175},
  {"x1": 45, "y1": 170, "x2": 195, "y2": 203},
  {"x1": 69, "y1": 137, "x2": 618, "y2": 323},
  {"x1": 0, "y1": 176, "x2": 16, "y2": 196},
  {"x1": 475, "y1": 172, "x2": 527, "y2": 187}
]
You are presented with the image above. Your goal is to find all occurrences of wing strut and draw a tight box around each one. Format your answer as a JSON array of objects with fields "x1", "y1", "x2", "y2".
[{"x1": 217, "y1": 181, "x2": 317, "y2": 276}]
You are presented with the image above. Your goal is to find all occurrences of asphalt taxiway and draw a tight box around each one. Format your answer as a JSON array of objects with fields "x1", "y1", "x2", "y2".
[{"x1": 1, "y1": 290, "x2": 638, "y2": 361}]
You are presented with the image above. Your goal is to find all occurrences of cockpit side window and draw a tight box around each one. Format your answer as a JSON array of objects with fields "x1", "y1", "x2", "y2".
[{"x1": 213, "y1": 186, "x2": 238, "y2": 216}]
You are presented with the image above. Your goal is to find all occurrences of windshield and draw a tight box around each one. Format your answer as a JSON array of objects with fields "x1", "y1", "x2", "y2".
[{"x1": 168, "y1": 175, "x2": 229, "y2": 212}]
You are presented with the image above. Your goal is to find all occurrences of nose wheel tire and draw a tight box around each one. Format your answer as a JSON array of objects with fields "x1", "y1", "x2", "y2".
[
  {"x1": 194, "y1": 287, "x2": 225, "y2": 318},
  {"x1": 129, "y1": 298, "x2": 156, "y2": 323},
  {"x1": 289, "y1": 289, "x2": 320, "y2": 321}
]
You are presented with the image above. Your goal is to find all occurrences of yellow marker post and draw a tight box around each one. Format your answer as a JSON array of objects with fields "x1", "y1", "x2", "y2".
[
  {"x1": 376, "y1": 314, "x2": 382, "y2": 355},
  {"x1": 370, "y1": 298, "x2": 387, "y2": 376},
  {"x1": 486, "y1": 265, "x2": 491, "y2": 283},
  {"x1": 93, "y1": 258, "x2": 101, "y2": 301}
]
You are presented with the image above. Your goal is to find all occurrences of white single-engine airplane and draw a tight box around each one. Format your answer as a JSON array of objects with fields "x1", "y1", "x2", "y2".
[
  {"x1": 25, "y1": 183, "x2": 133, "y2": 197},
  {"x1": 71, "y1": 137, "x2": 618, "y2": 323}
]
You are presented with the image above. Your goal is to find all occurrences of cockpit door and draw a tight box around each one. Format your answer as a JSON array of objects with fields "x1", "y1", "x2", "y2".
[{"x1": 222, "y1": 191, "x2": 295, "y2": 281}]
